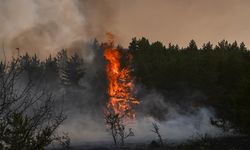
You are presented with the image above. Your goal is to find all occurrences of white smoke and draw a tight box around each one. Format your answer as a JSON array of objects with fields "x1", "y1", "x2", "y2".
[
  {"x1": 57, "y1": 89, "x2": 223, "y2": 144},
  {"x1": 132, "y1": 108, "x2": 222, "y2": 142},
  {"x1": 130, "y1": 90, "x2": 222, "y2": 142}
]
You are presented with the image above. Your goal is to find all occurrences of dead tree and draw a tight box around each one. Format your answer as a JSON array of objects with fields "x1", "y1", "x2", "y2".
[
  {"x1": 104, "y1": 109, "x2": 134, "y2": 146},
  {"x1": 118, "y1": 125, "x2": 134, "y2": 146},
  {"x1": 104, "y1": 111, "x2": 120, "y2": 145},
  {"x1": 0, "y1": 58, "x2": 66, "y2": 149},
  {"x1": 151, "y1": 122, "x2": 164, "y2": 146}
]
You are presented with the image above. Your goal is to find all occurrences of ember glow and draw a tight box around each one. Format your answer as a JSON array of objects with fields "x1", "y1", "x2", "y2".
[{"x1": 103, "y1": 33, "x2": 139, "y2": 120}]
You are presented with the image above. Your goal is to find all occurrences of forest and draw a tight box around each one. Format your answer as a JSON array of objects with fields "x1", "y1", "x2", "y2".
[
  {"x1": 1, "y1": 38, "x2": 250, "y2": 149},
  {"x1": 129, "y1": 38, "x2": 250, "y2": 134}
]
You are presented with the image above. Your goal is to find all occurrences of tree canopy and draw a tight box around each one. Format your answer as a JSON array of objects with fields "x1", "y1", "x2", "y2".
[{"x1": 129, "y1": 37, "x2": 250, "y2": 133}]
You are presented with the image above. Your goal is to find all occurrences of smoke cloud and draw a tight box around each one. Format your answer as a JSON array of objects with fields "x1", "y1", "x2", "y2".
[
  {"x1": 133, "y1": 90, "x2": 222, "y2": 142},
  {"x1": 57, "y1": 89, "x2": 223, "y2": 144},
  {"x1": 0, "y1": 0, "x2": 118, "y2": 59}
]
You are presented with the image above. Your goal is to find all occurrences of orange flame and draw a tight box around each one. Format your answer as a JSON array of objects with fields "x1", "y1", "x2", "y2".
[{"x1": 103, "y1": 33, "x2": 139, "y2": 120}]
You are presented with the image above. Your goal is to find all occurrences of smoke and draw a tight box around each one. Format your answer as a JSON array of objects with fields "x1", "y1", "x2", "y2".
[
  {"x1": 59, "y1": 108, "x2": 221, "y2": 144},
  {"x1": 10, "y1": 68, "x2": 224, "y2": 145},
  {"x1": 0, "y1": 0, "x2": 118, "y2": 59},
  {"x1": 132, "y1": 90, "x2": 222, "y2": 142},
  {"x1": 132, "y1": 108, "x2": 221, "y2": 143},
  {"x1": 56, "y1": 88, "x2": 223, "y2": 144}
]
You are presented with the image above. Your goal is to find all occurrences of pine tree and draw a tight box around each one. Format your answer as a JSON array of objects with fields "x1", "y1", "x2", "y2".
[
  {"x1": 240, "y1": 42, "x2": 247, "y2": 51},
  {"x1": 187, "y1": 39, "x2": 198, "y2": 50},
  {"x1": 19, "y1": 53, "x2": 42, "y2": 81},
  {"x1": 44, "y1": 55, "x2": 58, "y2": 81},
  {"x1": 57, "y1": 49, "x2": 70, "y2": 85},
  {"x1": 202, "y1": 42, "x2": 213, "y2": 51},
  {"x1": 57, "y1": 50, "x2": 85, "y2": 86},
  {"x1": 129, "y1": 37, "x2": 138, "y2": 52},
  {"x1": 66, "y1": 53, "x2": 85, "y2": 86}
]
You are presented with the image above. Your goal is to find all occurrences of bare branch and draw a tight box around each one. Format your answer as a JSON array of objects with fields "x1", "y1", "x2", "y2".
[{"x1": 151, "y1": 122, "x2": 164, "y2": 146}]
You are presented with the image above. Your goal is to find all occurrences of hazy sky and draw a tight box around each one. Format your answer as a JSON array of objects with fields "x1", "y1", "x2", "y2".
[{"x1": 114, "y1": 0, "x2": 250, "y2": 47}]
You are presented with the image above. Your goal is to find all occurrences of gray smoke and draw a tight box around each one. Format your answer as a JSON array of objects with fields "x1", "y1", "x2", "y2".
[
  {"x1": 132, "y1": 90, "x2": 222, "y2": 142},
  {"x1": 0, "y1": 0, "x2": 118, "y2": 59},
  {"x1": 56, "y1": 88, "x2": 223, "y2": 144}
]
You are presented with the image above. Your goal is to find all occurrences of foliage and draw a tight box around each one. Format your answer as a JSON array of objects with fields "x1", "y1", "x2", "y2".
[
  {"x1": 129, "y1": 37, "x2": 250, "y2": 134},
  {"x1": 13, "y1": 49, "x2": 86, "y2": 87},
  {"x1": 0, "y1": 59, "x2": 66, "y2": 150},
  {"x1": 19, "y1": 53, "x2": 44, "y2": 81},
  {"x1": 57, "y1": 50, "x2": 85, "y2": 86}
]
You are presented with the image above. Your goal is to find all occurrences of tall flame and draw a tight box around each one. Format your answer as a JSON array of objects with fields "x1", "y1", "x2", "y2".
[{"x1": 103, "y1": 33, "x2": 139, "y2": 120}]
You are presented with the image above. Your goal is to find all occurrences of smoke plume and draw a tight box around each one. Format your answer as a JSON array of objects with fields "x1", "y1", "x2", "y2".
[{"x1": 0, "y1": 0, "x2": 118, "y2": 59}]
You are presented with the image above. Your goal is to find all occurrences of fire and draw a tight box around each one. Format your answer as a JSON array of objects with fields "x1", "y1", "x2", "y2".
[{"x1": 103, "y1": 33, "x2": 139, "y2": 120}]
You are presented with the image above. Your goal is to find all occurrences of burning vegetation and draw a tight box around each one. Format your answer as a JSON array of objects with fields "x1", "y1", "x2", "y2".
[
  {"x1": 102, "y1": 33, "x2": 139, "y2": 146},
  {"x1": 103, "y1": 33, "x2": 139, "y2": 120}
]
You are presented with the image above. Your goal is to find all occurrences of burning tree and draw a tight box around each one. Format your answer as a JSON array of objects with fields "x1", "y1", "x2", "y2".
[
  {"x1": 103, "y1": 33, "x2": 139, "y2": 146},
  {"x1": 103, "y1": 33, "x2": 139, "y2": 120}
]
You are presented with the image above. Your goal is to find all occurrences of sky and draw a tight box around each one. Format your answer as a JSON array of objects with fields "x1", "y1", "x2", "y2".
[
  {"x1": 115, "y1": 0, "x2": 250, "y2": 47},
  {"x1": 0, "y1": 0, "x2": 250, "y2": 58}
]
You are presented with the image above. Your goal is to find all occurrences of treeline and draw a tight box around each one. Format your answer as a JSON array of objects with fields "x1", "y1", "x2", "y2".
[
  {"x1": 1, "y1": 37, "x2": 250, "y2": 146},
  {"x1": 0, "y1": 54, "x2": 70, "y2": 149},
  {"x1": 129, "y1": 38, "x2": 250, "y2": 134},
  {"x1": 0, "y1": 43, "x2": 100, "y2": 149},
  {"x1": 3, "y1": 49, "x2": 85, "y2": 87}
]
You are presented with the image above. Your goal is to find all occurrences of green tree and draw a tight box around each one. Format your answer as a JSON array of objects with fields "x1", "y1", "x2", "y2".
[
  {"x1": 202, "y1": 42, "x2": 213, "y2": 51},
  {"x1": 129, "y1": 37, "x2": 138, "y2": 52},
  {"x1": 66, "y1": 53, "x2": 85, "y2": 86},
  {"x1": 187, "y1": 39, "x2": 198, "y2": 50},
  {"x1": 129, "y1": 37, "x2": 250, "y2": 133}
]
